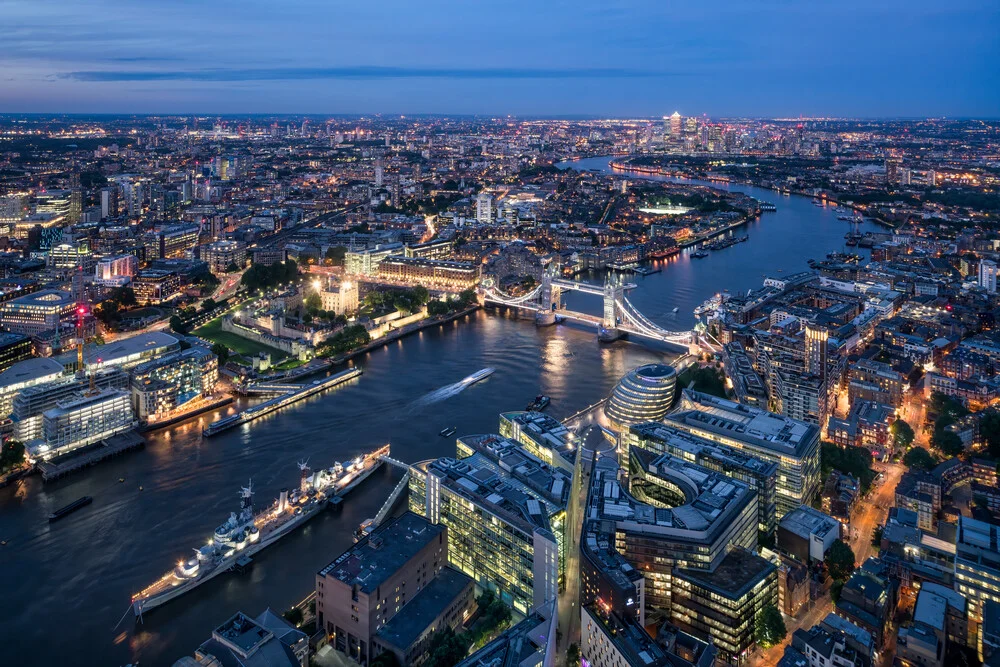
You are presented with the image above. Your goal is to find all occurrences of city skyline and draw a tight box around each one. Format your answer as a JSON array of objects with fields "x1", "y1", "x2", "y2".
[{"x1": 3, "y1": 0, "x2": 998, "y2": 117}]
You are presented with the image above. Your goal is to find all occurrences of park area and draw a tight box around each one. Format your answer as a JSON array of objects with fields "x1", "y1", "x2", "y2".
[{"x1": 193, "y1": 316, "x2": 289, "y2": 360}]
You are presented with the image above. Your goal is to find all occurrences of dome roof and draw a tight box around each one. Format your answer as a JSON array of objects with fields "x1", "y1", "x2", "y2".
[{"x1": 605, "y1": 364, "x2": 677, "y2": 432}]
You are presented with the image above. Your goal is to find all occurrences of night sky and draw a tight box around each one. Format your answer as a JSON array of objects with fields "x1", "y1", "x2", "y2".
[{"x1": 3, "y1": 0, "x2": 998, "y2": 116}]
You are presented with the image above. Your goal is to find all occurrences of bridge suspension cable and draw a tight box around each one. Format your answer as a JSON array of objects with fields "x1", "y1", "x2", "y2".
[
  {"x1": 481, "y1": 282, "x2": 544, "y2": 306},
  {"x1": 616, "y1": 295, "x2": 691, "y2": 343}
]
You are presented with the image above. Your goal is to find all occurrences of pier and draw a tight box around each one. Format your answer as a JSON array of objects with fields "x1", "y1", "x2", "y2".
[
  {"x1": 37, "y1": 432, "x2": 145, "y2": 481},
  {"x1": 203, "y1": 368, "x2": 363, "y2": 437}
]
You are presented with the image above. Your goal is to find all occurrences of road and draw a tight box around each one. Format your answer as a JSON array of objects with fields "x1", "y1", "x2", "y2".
[
  {"x1": 751, "y1": 462, "x2": 903, "y2": 667},
  {"x1": 555, "y1": 424, "x2": 602, "y2": 665}
]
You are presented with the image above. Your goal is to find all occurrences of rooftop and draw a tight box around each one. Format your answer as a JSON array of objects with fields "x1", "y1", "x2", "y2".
[
  {"x1": 54, "y1": 331, "x2": 180, "y2": 367},
  {"x1": 0, "y1": 356, "x2": 64, "y2": 390},
  {"x1": 422, "y1": 451, "x2": 565, "y2": 536},
  {"x1": 1, "y1": 288, "x2": 72, "y2": 308},
  {"x1": 374, "y1": 566, "x2": 473, "y2": 650},
  {"x1": 629, "y1": 422, "x2": 778, "y2": 476},
  {"x1": 779, "y1": 506, "x2": 840, "y2": 540},
  {"x1": 668, "y1": 389, "x2": 818, "y2": 458},
  {"x1": 674, "y1": 548, "x2": 776, "y2": 600},
  {"x1": 318, "y1": 512, "x2": 445, "y2": 593}
]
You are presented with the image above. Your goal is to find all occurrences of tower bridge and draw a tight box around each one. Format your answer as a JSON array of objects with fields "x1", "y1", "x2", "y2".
[{"x1": 481, "y1": 272, "x2": 715, "y2": 352}]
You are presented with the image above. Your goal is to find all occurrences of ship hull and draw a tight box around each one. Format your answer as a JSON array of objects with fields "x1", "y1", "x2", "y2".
[{"x1": 132, "y1": 447, "x2": 387, "y2": 618}]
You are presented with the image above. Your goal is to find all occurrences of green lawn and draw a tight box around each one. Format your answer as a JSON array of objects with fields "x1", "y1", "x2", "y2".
[{"x1": 193, "y1": 316, "x2": 290, "y2": 359}]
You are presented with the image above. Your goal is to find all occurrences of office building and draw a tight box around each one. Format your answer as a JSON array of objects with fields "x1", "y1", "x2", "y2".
[
  {"x1": 96, "y1": 254, "x2": 138, "y2": 281},
  {"x1": 605, "y1": 364, "x2": 677, "y2": 434},
  {"x1": 979, "y1": 260, "x2": 998, "y2": 294},
  {"x1": 201, "y1": 240, "x2": 247, "y2": 274},
  {"x1": 666, "y1": 390, "x2": 821, "y2": 516},
  {"x1": 0, "y1": 193, "x2": 28, "y2": 223},
  {"x1": 498, "y1": 410, "x2": 578, "y2": 473},
  {"x1": 177, "y1": 609, "x2": 309, "y2": 667},
  {"x1": 954, "y1": 517, "x2": 1000, "y2": 625},
  {"x1": 476, "y1": 192, "x2": 494, "y2": 224},
  {"x1": 0, "y1": 289, "x2": 75, "y2": 336},
  {"x1": 0, "y1": 332, "x2": 32, "y2": 372},
  {"x1": 0, "y1": 357, "x2": 65, "y2": 417},
  {"x1": 150, "y1": 224, "x2": 200, "y2": 260},
  {"x1": 625, "y1": 422, "x2": 778, "y2": 537},
  {"x1": 130, "y1": 347, "x2": 218, "y2": 421},
  {"x1": 376, "y1": 256, "x2": 480, "y2": 291},
  {"x1": 404, "y1": 238, "x2": 453, "y2": 260},
  {"x1": 36, "y1": 388, "x2": 136, "y2": 458},
  {"x1": 777, "y1": 506, "x2": 842, "y2": 563},
  {"x1": 132, "y1": 270, "x2": 181, "y2": 304},
  {"x1": 34, "y1": 189, "x2": 73, "y2": 218},
  {"x1": 344, "y1": 243, "x2": 404, "y2": 277},
  {"x1": 581, "y1": 604, "x2": 716, "y2": 667},
  {"x1": 582, "y1": 451, "x2": 769, "y2": 663},
  {"x1": 409, "y1": 448, "x2": 564, "y2": 615},
  {"x1": 315, "y1": 512, "x2": 473, "y2": 666},
  {"x1": 672, "y1": 548, "x2": 778, "y2": 665}
]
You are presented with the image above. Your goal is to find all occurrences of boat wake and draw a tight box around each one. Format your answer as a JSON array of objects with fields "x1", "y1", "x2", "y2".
[{"x1": 410, "y1": 368, "x2": 495, "y2": 408}]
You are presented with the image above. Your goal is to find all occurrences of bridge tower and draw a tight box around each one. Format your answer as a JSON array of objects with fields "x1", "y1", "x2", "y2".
[
  {"x1": 535, "y1": 271, "x2": 561, "y2": 326},
  {"x1": 599, "y1": 274, "x2": 626, "y2": 342}
]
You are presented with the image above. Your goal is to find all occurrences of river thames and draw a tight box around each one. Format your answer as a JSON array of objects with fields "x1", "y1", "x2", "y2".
[{"x1": 0, "y1": 156, "x2": 885, "y2": 666}]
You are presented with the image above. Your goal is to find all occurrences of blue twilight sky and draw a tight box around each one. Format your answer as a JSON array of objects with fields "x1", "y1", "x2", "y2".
[{"x1": 2, "y1": 0, "x2": 998, "y2": 117}]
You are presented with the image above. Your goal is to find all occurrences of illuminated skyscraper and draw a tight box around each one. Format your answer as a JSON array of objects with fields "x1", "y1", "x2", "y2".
[
  {"x1": 804, "y1": 322, "x2": 829, "y2": 379},
  {"x1": 669, "y1": 111, "x2": 682, "y2": 137},
  {"x1": 476, "y1": 192, "x2": 493, "y2": 224}
]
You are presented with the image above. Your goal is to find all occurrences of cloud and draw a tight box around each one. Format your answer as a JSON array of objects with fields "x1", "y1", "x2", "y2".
[{"x1": 61, "y1": 65, "x2": 662, "y2": 83}]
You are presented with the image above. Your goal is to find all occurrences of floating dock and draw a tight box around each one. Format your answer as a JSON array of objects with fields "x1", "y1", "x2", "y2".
[{"x1": 203, "y1": 368, "x2": 362, "y2": 437}]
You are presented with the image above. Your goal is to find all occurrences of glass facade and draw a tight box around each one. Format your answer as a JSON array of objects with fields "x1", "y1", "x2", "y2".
[
  {"x1": 605, "y1": 364, "x2": 676, "y2": 434},
  {"x1": 408, "y1": 456, "x2": 561, "y2": 615}
]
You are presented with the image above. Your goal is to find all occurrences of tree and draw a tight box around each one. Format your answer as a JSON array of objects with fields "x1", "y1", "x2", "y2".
[
  {"x1": 567, "y1": 643, "x2": 581, "y2": 667},
  {"x1": 201, "y1": 298, "x2": 217, "y2": 313},
  {"x1": 325, "y1": 245, "x2": 347, "y2": 266},
  {"x1": 211, "y1": 342, "x2": 230, "y2": 366},
  {"x1": 932, "y1": 429, "x2": 965, "y2": 457},
  {"x1": 225, "y1": 261, "x2": 241, "y2": 273},
  {"x1": 0, "y1": 439, "x2": 26, "y2": 470},
  {"x1": 903, "y1": 446, "x2": 937, "y2": 470},
  {"x1": 754, "y1": 603, "x2": 787, "y2": 649},
  {"x1": 305, "y1": 292, "x2": 322, "y2": 312},
  {"x1": 110, "y1": 286, "x2": 137, "y2": 308},
  {"x1": 370, "y1": 653, "x2": 402, "y2": 667},
  {"x1": 979, "y1": 411, "x2": 1000, "y2": 460},
  {"x1": 424, "y1": 627, "x2": 469, "y2": 667},
  {"x1": 825, "y1": 539, "x2": 856, "y2": 582},
  {"x1": 890, "y1": 419, "x2": 915, "y2": 449},
  {"x1": 169, "y1": 315, "x2": 189, "y2": 335},
  {"x1": 282, "y1": 607, "x2": 303, "y2": 626}
]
